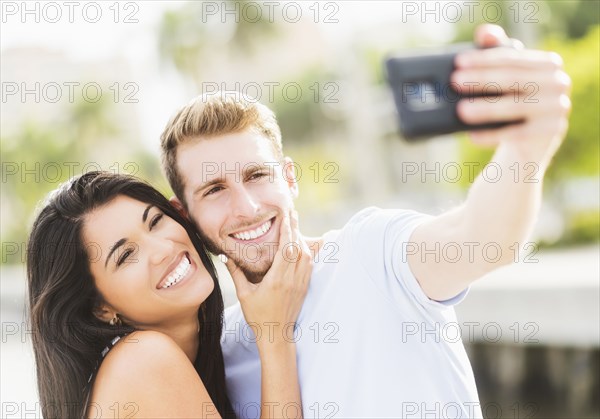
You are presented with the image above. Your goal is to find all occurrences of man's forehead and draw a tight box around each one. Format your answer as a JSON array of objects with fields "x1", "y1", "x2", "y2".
[
  {"x1": 177, "y1": 132, "x2": 282, "y2": 190},
  {"x1": 178, "y1": 131, "x2": 278, "y2": 166}
]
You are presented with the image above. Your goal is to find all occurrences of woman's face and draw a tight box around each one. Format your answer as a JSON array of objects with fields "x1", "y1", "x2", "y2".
[{"x1": 83, "y1": 195, "x2": 214, "y2": 328}]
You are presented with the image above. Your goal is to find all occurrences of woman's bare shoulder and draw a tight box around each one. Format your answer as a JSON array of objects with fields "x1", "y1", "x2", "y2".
[
  {"x1": 88, "y1": 331, "x2": 219, "y2": 419},
  {"x1": 100, "y1": 330, "x2": 183, "y2": 367}
]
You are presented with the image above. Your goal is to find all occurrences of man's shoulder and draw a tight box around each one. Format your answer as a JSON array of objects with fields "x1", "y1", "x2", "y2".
[
  {"x1": 339, "y1": 206, "x2": 427, "y2": 236},
  {"x1": 345, "y1": 206, "x2": 381, "y2": 226},
  {"x1": 221, "y1": 302, "x2": 262, "y2": 366},
  {"x1": 223, "y1": 302, "x2": 245, "y2": 328}
]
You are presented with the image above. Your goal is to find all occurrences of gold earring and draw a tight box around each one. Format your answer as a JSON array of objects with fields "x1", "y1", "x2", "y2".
[{"x1": 109, "y1": 315, "x2": 122, "y2": 326}]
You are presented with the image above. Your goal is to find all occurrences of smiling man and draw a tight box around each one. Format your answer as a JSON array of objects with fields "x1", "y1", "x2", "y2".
[
  {"x1": 159, "y1": 25, "x2": 571, "y2": 418},
  {"x1": 175, "y1": 128, "x2": 297, "y2": 283}
]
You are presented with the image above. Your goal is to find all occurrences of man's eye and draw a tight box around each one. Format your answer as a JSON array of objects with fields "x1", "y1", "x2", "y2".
[
  {"x1": 204, "y1": 186, "x2": 223, "y2": 196},
  {"x1": 248, "y1": 172, "x2": 267, "y2": 181},
  {"x1": 150, "y1": 213, "x2": 163, "y2": 229}
]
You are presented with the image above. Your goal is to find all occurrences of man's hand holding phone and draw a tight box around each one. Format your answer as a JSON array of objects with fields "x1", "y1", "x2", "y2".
[
  {"x1": 453, "y1": 24, "x2": 571, "y2": 166},
  {"x1": 387, "y1": 24, "x2": 571, "y2": 166}
]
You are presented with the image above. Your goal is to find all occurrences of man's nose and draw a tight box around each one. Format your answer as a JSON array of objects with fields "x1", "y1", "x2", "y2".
[{"x1": 230, "y1": 185, "x2": 260, "y2": 218}]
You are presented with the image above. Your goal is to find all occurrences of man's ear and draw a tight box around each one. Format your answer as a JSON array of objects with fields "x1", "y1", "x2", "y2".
[
  {"x1": 169, "y1": 196, "x2": 189, "y2": 219},
  {"x1": 283, "y1": 157, "x2": 299, "y2": 199}
]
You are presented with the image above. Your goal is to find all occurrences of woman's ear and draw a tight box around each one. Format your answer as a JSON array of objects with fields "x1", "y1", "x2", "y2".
[{"x1": 92, "y1": 303, "x2": 117, "y2": 324}]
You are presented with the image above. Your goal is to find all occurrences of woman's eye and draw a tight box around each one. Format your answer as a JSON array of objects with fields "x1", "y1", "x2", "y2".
[
  {"x1": 117, "y1": 248, "x2": 135, "y2": 266},
  {"x1": 150, "y1": 213, "x2": 163, "y2": 229}
]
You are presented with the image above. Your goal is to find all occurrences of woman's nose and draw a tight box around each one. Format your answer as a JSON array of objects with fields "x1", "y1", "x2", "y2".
[{"x1": 148, "y1": 236, "x2": 176, "y2": 266}]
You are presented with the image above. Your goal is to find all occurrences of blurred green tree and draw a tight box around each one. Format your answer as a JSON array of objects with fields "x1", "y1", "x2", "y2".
[
  {"x1": 157, "y1": 1, "x2": 342, "y2": 147},
  {"x1": 1, "y1": 97, "x2": 163, "y2": 264},
  {"x1": 158, "y1": 1, "x2": 278, "y2": 88}
]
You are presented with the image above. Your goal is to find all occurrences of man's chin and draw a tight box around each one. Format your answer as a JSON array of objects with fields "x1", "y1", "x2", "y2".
[
  {"x1": 232, "y1": 257, "x2": 273, "y2": 284},
  {"x1": 198, "y1": 231, "x2": 276, "y2": 283},
  {"x1": 236, "y1": 261, "x2": 271, "y2": 284}
]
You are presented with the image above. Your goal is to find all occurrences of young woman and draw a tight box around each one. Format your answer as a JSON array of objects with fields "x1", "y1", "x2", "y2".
[{"x1": 27, "y1": 171, "x2": 312, "y2": 418}]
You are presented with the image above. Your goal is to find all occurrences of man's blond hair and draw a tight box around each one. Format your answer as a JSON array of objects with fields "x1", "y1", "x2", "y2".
[{"x1": 160, "y1": 92, "x2": 283, "y2": 207}]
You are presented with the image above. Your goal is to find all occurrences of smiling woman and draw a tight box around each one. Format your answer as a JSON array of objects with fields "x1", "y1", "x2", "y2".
[
  {"x1": 83, "y1": 195, "x2": 215, "y2": 330},
  {"x1": 26, "y1": 171, "x2": 234, "y2": 418},
  {"x1": 26, "y1": 171, "x2": 312, "y2": 419}
]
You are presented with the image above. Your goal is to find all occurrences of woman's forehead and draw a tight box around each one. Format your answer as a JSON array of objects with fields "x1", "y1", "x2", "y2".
[{"x1": 82, "y1": 196, "x2": 147, "y2": 246}]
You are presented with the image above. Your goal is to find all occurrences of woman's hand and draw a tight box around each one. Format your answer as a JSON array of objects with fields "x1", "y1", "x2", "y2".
[
  {"x1": 225, "y1": 210, "x2": 311, "y2": 419},
  {"x1": 225, "y1": 210, "x2": 313, "y2": 347}
]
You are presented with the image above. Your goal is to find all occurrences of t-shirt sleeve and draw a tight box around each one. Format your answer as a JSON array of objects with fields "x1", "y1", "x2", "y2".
[{"x1": 349, "y1": 207, "x2": 469, "y2": 311}]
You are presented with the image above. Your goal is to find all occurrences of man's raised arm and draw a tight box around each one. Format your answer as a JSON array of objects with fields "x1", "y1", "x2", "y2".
[{"x1": 406, "y1": 24, "x2": 572, "y2": 301}]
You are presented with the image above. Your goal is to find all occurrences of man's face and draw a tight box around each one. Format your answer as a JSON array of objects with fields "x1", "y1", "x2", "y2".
[{"x1": 176, "y1": 129, "x2": 297, "y2": 283}]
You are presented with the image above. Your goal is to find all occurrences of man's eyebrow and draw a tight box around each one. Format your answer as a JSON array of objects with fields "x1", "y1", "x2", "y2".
[
  {"x1": 191, "y1": 163, "x2": 272, "y2": 197},
  {"x1": 104, "y1": 204, "x2": 153, "y2": 268},
  {"x1": 243, "y1": 163, "x2": 268, "y2": 175},
  {"x1": 192, "y1": 177, "x2": 225, "y2": 197},
  {"x1": 105, "y1": 238, "x2": 127, "y2": 268}
]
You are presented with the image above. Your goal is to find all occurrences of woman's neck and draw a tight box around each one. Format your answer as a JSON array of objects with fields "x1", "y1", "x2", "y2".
[{"x1": 150, "y1": 314, "x2": 200, "y2": 363}]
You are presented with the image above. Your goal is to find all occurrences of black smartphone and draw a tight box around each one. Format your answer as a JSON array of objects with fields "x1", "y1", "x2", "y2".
[{"x1": 385, "y1": 43, "x2": 519, "y2": 140}]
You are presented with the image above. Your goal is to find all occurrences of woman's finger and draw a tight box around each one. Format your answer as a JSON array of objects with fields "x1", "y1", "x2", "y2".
[
  {"x1": 290, "y1": 209, "x2": 299, "y2": 247},
  {"x1": 288, "y1": 210, "x2": 303, "y2": 264},
  {"x1": 224, "y1": 256, "x2": 251, "y2": 299},
  {"x1": 280, "y1": 211, "x2": 300, "y2": 266},
  {"x1": 262, "y1": 212, "x2": 293, "y2": 286}
]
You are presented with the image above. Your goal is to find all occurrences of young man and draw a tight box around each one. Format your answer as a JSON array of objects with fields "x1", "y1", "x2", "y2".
[{"x1": 160, "y1": 25, "x2": 571, "y2": 418}]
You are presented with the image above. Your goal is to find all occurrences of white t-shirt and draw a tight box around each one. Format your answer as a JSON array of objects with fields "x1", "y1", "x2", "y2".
[{"x1": 221, "y1": 207, "x2": 482, "y2": 418}]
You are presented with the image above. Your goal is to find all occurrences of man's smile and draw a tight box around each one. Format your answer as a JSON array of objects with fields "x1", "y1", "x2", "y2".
[{"x1": 228, "y1": 216, "x2": 276, "y2": 243}]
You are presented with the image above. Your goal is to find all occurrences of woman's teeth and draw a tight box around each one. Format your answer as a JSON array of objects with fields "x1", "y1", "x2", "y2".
[
  {"x1": 162, "y1": 255, "x2": 191, "y2": 289},
  {"x1": 232, "y1": 219, "x2": 272, "y2": 241}
]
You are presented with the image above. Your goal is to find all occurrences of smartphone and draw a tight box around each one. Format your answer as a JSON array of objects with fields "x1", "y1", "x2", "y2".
[{"x1": 385, "y1": 43, "x2": 520, "y2": 140}]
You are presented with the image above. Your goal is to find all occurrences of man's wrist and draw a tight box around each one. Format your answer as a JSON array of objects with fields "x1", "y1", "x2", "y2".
[{"x1": 498, "y1": 138, "x2": 558, "y2": 174}]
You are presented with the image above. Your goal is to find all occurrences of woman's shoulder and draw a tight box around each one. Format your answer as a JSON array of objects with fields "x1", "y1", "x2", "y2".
[
  {"x1": 94, "y1": 330, "x2": 189, "y2": 383},
  {"x1": 89, "y1": 331, "x2": 215, "y2": 418}
]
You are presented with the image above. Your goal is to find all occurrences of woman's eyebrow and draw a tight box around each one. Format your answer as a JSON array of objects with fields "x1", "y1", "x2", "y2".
[
  {"x1": 142, "y1": 204, "x2": 154, "y2": 222},
  {"x1": 105, "y1": 238, "x2": 127, "y2": 268},
  {"x1": 104, "y1": 204, "x2": 154, "y2": 268}
]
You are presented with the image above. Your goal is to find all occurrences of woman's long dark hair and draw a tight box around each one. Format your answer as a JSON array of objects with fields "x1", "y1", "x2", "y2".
[{"x1": 27, "y1": 171, "x2": 235, "y2": 418}]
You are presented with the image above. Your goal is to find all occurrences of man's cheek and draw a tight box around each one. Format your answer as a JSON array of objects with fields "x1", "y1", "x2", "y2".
[{"x1": 191, "y1": 210, "x2": 219, "y2": 240}]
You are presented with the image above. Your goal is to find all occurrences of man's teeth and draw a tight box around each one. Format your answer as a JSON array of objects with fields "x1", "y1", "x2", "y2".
[
  {"x1": 232, "y1": 219, "x2": 272, "y2": 241},
  {"x1": 162, "y1": 255, "x2": 191, "y2": 289}
]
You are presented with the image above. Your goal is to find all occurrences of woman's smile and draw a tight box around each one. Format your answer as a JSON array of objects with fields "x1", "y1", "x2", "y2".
[{"x1": 156, "y1": 252, "x2": 196, "y2": 290}]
